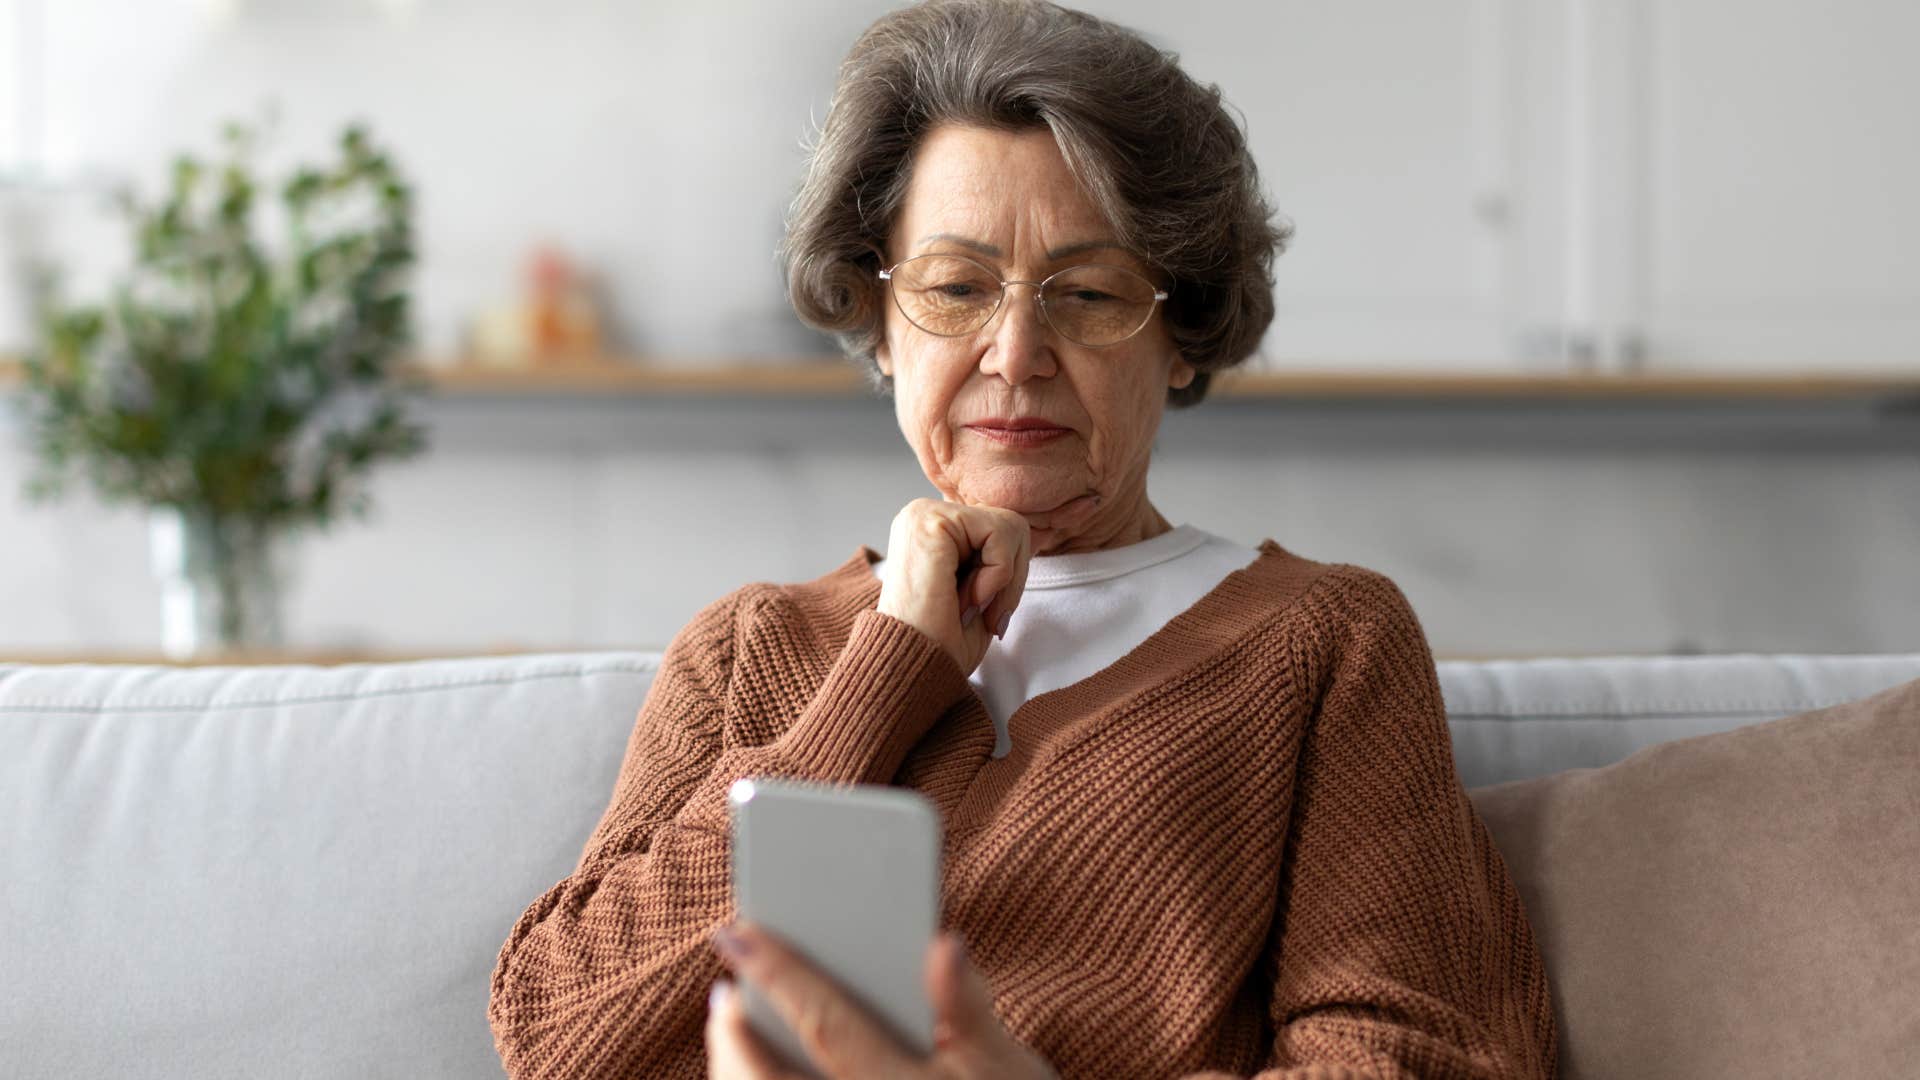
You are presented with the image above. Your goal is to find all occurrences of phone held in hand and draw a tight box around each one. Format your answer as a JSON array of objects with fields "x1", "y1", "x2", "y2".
[{"x1": 727, "y1": 777, "x2": 942, "y2": 1078}]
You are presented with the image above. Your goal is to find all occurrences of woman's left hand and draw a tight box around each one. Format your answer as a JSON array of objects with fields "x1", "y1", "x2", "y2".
[{"x1": 706, "y1": 921, "x2": 1058, "y2": 1079}]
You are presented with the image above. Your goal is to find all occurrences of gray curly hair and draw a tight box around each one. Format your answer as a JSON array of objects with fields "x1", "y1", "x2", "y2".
[{"x1": 779, "y1": 0, "x2": 1292, "y2": 407}]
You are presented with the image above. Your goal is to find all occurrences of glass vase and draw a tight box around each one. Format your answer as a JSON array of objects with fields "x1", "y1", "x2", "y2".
[{"x1": 148, "y1": 506, "x2": 296, "y2": 660}]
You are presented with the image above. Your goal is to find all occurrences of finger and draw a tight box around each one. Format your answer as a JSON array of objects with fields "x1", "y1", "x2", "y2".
[
  {"x1": 978, "y1": 512, "x2": 1031, "y2": 638},
  {"x1": 707, "y1": 980, "x2": 802, "y2": 1080},
  {"x1": 928, "y1": 504, "x2": 999, "y2": 621},
  {"x1": 957, "y1": 508, "x2": 1028, "y2": 615},
  {"x1": 983, "y1": 520, "x2": 1032, "y2": 639},
  {"x1": 891, "y1": 499, "x2": 967, "y2": 584},
  {"x1": 925, "y1": 932, "x2": 1002, "y2": 1048},
  {"x1": 718, "y1": 921, "x2": 922, "y2": 1077},
  {"x1": 915, "y1": 501, "x2": 1024, "y2": 620},
  {"x1": 952, "y1": 544, "x2": 984, "y2": 591}
]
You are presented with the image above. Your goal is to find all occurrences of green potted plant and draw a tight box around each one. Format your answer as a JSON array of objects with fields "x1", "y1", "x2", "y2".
[{"x1": 13, "y1": 119, "x2": 430, "y2": 657}]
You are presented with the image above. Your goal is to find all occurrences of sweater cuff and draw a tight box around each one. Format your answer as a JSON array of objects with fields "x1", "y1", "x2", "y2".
[
  {"x1": 673, "y1": 610, "x2": 973, "y2": 835},
  {"x1": 770, "y1": 609, "x2": 972, "y2": 784}
]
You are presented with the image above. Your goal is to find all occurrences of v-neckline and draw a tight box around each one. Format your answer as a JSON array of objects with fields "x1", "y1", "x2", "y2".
[{"x1": 822, "y1": 537, "x2": 1330, "y2": 827}]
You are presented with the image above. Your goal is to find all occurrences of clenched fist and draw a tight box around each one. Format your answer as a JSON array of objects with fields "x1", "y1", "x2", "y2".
[{"x1": 875, "y1": 499, "x2": 1034, "y2": 676}]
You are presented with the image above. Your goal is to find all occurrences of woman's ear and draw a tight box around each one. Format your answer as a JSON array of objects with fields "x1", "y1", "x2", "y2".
[
  {"x1": 876, "y1": 340, "x2": 894, "y2": 377},
  {"x1": 1169, "y1": 353, "x2": 1196, "y2": 390}
]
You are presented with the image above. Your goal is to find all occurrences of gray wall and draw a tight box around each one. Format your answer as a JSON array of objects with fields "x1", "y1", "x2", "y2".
[{"x1": 6, "y1": 391, "x2": 1917, "y2": 657}]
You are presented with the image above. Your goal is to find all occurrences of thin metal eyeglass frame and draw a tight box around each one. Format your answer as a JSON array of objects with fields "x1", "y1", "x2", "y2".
[{"x1": 877, "y1": 252, "x2": 1171, "y2": 348}]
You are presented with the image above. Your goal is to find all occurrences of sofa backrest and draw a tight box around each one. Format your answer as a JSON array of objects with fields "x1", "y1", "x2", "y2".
[
  {"x1": 3, "y1": 650, "x2": 1917, "y2": 1078},
  {"x1": 1434, "y1": 652, "x2": 1920, "y2": 788},
  {"x1": 1, "y1": 653, "x2": 656, "y2": 1079}
]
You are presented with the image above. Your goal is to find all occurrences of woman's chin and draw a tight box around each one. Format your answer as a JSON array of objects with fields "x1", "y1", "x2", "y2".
[{"x1": 956, "y1": 478, "x2": 1089, "y2": 518}]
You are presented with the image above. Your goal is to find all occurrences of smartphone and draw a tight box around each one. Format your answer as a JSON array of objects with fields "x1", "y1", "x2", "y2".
[{"x1": 727, "y1": 777, "x2": 941, "y2": 1078}]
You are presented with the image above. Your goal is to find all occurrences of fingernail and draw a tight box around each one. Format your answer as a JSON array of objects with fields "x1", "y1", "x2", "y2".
[
  {"x1": 712, "y1": 925, "x2": 752, "y2": 962},
  {"x1": 994, "y1": 611, "x2": 1011, "y2": 638},
  {"x1": 950, "y1": 932, "x2": 967, "y2": 964},
  {"x1": 960, "y1": 605, "x2": 980, "y2": 627},
  {"x1": 709, "y1": 979, "x2": 732, "y2": 1012}
]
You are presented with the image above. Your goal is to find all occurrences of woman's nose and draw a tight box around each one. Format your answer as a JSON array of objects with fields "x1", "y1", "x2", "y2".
[{"x1": 977, "y1": 282, "x2": 1058, "y2": 385}]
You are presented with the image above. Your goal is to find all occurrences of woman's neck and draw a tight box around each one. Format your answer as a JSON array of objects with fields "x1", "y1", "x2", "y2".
[{"x1": 1039, "y1": 493, "x2": 1172, "y2": 556}]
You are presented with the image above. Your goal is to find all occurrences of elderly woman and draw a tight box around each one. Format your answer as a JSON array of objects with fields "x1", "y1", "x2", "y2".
[{"x1": 489, "y1": 1, "x2": 1557, "y2": 1077}]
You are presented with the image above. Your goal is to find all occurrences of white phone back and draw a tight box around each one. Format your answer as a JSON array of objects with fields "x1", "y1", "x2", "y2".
[{"x1": 727, "y1": 777, "x2": 941, "y2": 1077}]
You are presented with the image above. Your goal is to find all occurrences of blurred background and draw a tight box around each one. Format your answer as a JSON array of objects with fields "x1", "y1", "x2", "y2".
[{"x1": 1, "y1": 0, "x2": 1915, "y2": 662}]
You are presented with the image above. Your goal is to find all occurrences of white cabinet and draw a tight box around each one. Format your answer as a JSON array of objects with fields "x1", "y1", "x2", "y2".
[
  {"x1": 1114, "y1": 0, "x2": 1528, "y2": 372},
  {"x1": 1634, "y1": 0, "x2": 1920, "y2": 372},
  {"x1": 1483, "y1": 0, "x2": 1920, "y2": 373},
  {"x1": 1101, "y1": 0, "x2": 1920, "y2": 374}
]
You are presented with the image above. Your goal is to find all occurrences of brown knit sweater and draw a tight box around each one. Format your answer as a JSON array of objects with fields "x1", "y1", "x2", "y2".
[{"x1": 488, "y1": 540, "x2": 1559, "y2": 1079}]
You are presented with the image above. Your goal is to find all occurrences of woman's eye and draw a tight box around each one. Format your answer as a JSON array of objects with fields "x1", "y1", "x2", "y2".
[{"x1": 1066, "y1": 289, "x2": 1114, "y2": 303}]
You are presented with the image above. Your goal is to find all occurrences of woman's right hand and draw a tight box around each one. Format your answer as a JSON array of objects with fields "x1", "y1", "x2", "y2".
[{"x1": 876, "y1": 499, "x2": 1033, "y2": 676}]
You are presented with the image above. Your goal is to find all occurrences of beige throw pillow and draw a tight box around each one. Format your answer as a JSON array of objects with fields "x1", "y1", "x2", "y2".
[{"x1": 1469, "y1": 675, "x2": 1920, "y2": 1080}]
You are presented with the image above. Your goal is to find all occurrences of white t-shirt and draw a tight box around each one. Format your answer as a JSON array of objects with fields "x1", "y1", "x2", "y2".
[{"x1": 869, "y1": 524, "x2": 1262, "y2": 758}]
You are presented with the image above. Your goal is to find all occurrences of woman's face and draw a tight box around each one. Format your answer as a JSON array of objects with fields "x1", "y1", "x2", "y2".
[{"x1": 876, "y1": 123, "x2": 1195, "y2": 554}]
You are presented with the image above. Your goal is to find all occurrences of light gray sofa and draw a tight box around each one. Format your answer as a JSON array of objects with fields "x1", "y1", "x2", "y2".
[{"x1": 3, "y1": 650, "x2": 1917, "y2": 1079}]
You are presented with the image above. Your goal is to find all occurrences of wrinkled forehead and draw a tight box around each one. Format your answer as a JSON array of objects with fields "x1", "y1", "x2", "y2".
[{"x1": 887, "y1": 125, "x2": 1136, "y2": 271}]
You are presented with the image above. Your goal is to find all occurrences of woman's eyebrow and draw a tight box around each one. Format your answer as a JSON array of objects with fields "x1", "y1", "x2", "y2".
[{"x1": 917, "y1": 233, "x2": 1126, "y2": 261}]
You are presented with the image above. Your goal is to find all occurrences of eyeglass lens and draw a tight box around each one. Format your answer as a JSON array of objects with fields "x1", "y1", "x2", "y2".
[{"x1": 887, "y1": 255, "x2": 1159, "y2": 346}]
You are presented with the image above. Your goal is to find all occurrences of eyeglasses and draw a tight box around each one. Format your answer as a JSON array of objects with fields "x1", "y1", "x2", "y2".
[{"x1": 877, "y1": 252, "x2": 1170, "y2": 348}]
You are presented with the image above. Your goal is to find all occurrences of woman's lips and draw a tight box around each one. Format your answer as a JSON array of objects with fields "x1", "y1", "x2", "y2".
[{"x1": 967, "y1": 419, "x2": 1071, "y2": 447}]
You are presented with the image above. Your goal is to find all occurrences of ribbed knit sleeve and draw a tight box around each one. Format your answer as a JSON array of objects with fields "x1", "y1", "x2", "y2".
[
  {"x1": 1188, "y1": 572, "x2": 1558, "y2": 1080},
  {"x1": 487, "y1": 591, "x2": 970, "y2": 1080}
]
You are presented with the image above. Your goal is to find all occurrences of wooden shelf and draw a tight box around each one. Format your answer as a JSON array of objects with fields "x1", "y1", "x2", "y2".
[
  {"x1": 1201, "y1": 369, "x2": 1920, "y2": 401},
  {"x1": 405, "y1": 358, "x2": 1920, "y2": 401},
  {"x1": 5, "y1": 355, "x2": 1918, "y2": 402}
]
